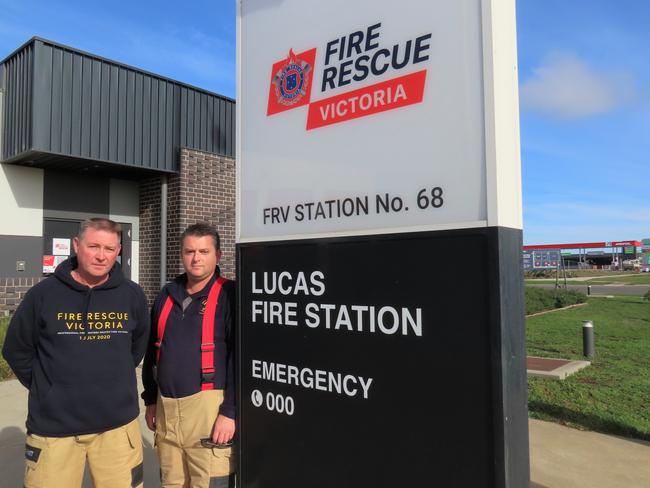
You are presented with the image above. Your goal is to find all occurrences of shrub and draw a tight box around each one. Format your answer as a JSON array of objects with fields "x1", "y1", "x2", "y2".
[
  {"x1": 0, "y1": 317, "x2": 13, "y2": 381},
  {"x1": 524, "y1": 270, "x2": 576, "y2": 279},
  {"x1": 554, "y1": 289, "x2": 587, "y2": 308},
  {"x1": 525, "y1": 287, "x2": 586, "y2": 315}
]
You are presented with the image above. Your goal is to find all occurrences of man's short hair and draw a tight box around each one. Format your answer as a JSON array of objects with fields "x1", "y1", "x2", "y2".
[
  {"x1": 78, "y1": 218, "x2": 122, "y2": 240},
  {"x1": 181, "y1": 222, "x2": 221, "y2": 251}
]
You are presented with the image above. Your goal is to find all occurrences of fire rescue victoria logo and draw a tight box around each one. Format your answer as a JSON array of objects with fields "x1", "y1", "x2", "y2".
[
  {"x1": 265, "y1": 23, "x2": 431, "y2": 129},
  {"x1": 267, "y1": 48, "x2": 317, "y2": 116},
  {"x1": 273, "y1": 50, "x2": 310, "y2": 105}
]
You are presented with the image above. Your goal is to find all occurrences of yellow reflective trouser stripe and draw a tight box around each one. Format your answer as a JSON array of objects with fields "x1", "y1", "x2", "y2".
[
  {"x1": 155, "y1": 389, "x2": 235, "y2": 488},
  {"x1": 24, "y1": 418, "x2": 143, "y2": 488}
]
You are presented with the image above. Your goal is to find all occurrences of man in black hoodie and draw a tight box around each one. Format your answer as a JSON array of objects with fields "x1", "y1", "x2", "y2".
[
  {"x1": 2, "y1": 218, "x2": 149, "y2": 488},
  {"x1": 142, "y1": 222, "x2": 236, "y2": 488}
]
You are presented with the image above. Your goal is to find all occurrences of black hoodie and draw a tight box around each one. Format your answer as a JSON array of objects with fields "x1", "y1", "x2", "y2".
[{"x1": 2, "y1": 257, "x2": 149, "y2": 437}]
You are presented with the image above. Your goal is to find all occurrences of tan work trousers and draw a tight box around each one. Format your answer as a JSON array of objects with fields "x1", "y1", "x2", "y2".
[
  {"x1": 156, "y1": 389, "x2": 235, "y2": 488},
  {"x1": 24, "y1": 418, "x2": 143, "y2": 488}
]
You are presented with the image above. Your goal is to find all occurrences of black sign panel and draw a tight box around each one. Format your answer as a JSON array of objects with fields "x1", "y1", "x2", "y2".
[{"x1": 238, "y1": 229, "x2": 528, "y2": 487}]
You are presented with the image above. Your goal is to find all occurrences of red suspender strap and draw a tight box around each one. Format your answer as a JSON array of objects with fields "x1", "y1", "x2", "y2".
[
  {"x1": 200, "y1": 276, "x2": 227, "y2": 391},
  {"x1": 155, "y1": 296, "x2": 174, "y2": 365},
  {"x1": 154, "y1": 276, "x2": 228, "y2": 390}
]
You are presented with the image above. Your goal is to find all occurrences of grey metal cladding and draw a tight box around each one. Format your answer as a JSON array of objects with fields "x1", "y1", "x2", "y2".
[
  {"x1": 2, "y1": 43, "x2": 33, "y2": 161},
  {"x1": 1, "y1": 38, "x2": 235, "y2": 171}
]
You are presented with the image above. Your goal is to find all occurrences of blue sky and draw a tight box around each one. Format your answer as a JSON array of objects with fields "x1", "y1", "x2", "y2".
[
  {"x1": 1, "y1": 1, "x2": 647, "y2": 245},
  {"x1": 517, "y1": 1, "x2": 649, "y2": 244}
]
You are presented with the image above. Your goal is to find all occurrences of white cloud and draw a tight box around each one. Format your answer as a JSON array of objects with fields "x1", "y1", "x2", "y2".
[{"x1": 520, "y1": 52, "x2": 636, "y2": 119}]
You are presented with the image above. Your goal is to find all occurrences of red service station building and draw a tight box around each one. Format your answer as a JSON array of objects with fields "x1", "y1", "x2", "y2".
[{"x1": 523, "y1": 240, "x2": 647, "y2": 271}]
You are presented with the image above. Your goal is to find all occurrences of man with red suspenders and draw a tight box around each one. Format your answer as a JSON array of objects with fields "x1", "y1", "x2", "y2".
[{"x1": 141, "y1": 223, "x2": 236, "y2": 488}]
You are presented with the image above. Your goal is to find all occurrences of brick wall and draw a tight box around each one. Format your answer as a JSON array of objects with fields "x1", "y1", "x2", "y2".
[
  {"x1": 139, "y1": 176, "x2": 163, "y2": 302},
  {"x1": 0, "y1": 277, "x2": 46, "y2": 315},
  {"x1": 138, "y1": 148, "x2": 236, "y2": 304},
  {"x1": 174, "y1": 148, "x2": 236, "y2": 280}
]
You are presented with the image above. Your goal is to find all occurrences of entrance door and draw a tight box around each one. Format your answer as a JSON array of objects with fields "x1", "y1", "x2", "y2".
[{"x1": 43, "y1": 219, "x2": 81, "y2": 275}]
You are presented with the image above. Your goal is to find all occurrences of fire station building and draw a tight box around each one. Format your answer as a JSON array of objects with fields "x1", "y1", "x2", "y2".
[{"x1": 0, "y1": 37, "x2": 236, "y2": 313}]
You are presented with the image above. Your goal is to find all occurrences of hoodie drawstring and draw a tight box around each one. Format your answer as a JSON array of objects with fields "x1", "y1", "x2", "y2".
[{"x1": 82, "y1": 289, "x2": 92, "y2": 330}]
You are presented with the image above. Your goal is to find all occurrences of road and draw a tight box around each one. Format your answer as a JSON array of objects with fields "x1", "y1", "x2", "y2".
[{"x1": 529, "y1": 284, "x2": 649, "y2": 296}]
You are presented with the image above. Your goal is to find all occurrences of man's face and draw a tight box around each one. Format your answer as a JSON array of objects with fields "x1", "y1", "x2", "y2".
[
  {"x1": 72, "y1": 228, "x2": 121, "y2": 279},
  {"x1": 182, "y1": 235, "x2": 221, "y2": 282}
]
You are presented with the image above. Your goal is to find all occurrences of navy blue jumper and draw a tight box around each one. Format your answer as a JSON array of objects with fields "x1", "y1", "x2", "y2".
[{"x1": 141, "y1": 268, "x2": 236, "y2": 419}]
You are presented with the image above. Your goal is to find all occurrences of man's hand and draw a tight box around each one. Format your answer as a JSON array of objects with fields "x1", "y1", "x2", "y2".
[
  {"x1": 212, "y1": 414, "x2": 235, "y2": 444},
  {"x1": 145, "y1": 404, "x2": 157, "y2": 432}
]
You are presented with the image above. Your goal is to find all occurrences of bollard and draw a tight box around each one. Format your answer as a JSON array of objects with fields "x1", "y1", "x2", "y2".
[
  {"x1": 587, "y1": 285, "x2": 591, "y2": 296},
  {"x1": 582, "y1": 320, "x2": 595, "y2": 357}
]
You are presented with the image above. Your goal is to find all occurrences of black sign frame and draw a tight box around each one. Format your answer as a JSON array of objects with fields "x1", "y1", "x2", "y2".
[{"x1": 236, "y1": 226, "x2": 529, "y2": 487}]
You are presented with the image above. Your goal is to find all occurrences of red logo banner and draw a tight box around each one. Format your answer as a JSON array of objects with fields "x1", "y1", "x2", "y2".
[{"x1": 306, "y1": 70, "x2": 427, "y2": 130}]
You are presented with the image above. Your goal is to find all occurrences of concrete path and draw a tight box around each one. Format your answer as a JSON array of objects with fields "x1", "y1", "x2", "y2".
[
  {"x1": 529, "y1": 419, "x2": 650, "y2": 488},
  {"x1": 1, "y1": 375, "x2": 649, "y2": 487}
]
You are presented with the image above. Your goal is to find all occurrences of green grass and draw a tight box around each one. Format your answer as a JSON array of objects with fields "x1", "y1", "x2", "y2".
[
  {"x1": 527, "y1": 296, "x2": 650, "y2": 440},
  {"x1": 583, "y1": 274, "x2": 650, "y2": 285},
  {"x1": 567, "y1": 270, "x2": 635, "y2": 277},
  {"x1": 0, "y1": 317, "x2": 13, "y2": 381}
]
